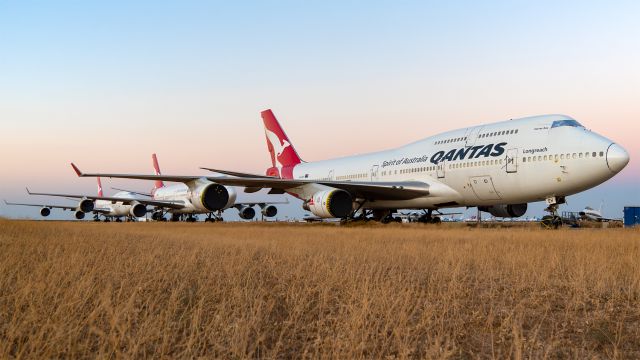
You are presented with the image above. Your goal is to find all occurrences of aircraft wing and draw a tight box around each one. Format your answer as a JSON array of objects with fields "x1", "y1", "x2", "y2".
[
  {"x1": 4, "y1": 200, "x2": 77, "y2": 211},
  {"x1": 71, "y1": 164, "x2": 430, "y2": 200},
  {"x1": 200, "y1": 167, "x2": 430, "y2": 200},
  {"x1": 26, "y1": 189, "x2": 185, "y2": 209},
  {"x1": 200, "y1": 167, "x2": 277, "y2": 179},
  {"x1": 110, "y1": 187, "x2": 152, "y2": 197},
  {"x1": 235, "y1": 199, "x2": 289, "y2": 206},
  {"x1": 92, "y1": 207, "x2": 113, "y2": 214}
]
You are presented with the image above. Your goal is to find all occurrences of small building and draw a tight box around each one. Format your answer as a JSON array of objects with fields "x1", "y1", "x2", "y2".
[{"x1": 623, "y1": 206, "x2": 640, "y2": 227}]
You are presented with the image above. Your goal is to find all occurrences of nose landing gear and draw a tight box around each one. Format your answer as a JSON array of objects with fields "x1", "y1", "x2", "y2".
[{"x1": 541, "y1": 196, "x2": 565, "y2": 229}]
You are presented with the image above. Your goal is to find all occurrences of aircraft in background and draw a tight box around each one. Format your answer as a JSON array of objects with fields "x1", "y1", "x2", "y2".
[
  {"x1": 68, "y1": 154, "x2": 287, "y2": 222},
  {"x1": 579, "y1": 205, "x2": 620, "y2": 222},
  {"x1": 69, "y1": 109, "x2": 630, "y2": 227},
  {"x1": 4, "y1": 199, "x2": 89, "y2": 219},
  {"x1": 91, "y1": 178, "x2": 151, "y2": 221},
  {"x1": 26, "y1": 177, "x2": 185, "y2": 222}
]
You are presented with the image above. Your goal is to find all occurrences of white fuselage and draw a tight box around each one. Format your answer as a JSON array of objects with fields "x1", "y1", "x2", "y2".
[
  {"x1": 285, "y1": 115, "x2": 628, "y2": 210},
  {"x1": 94, "y1": 191, "x2": 139, "y2": 217},
  {"x1": 153, "y1": 183, "x2": 195, "y2": 214}
]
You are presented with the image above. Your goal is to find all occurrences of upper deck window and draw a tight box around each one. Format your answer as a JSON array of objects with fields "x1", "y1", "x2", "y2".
[{"x1": 551, "y1": 119, "x2": 583, "y2": 129}]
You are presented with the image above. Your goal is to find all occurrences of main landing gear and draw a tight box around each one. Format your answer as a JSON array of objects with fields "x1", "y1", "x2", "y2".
[
  {"x1": 541, "y1": 196, "x2": 565, "y2": 229},
  {"x1": 152, "y1": 210, "x2": 167, "y2": 221},
  {"x1": 340, "y1": 202, "x2": 444, "y2": 225},
  {"x1": 417, "y1": 209, "x2": 442, "y2": 224},
  {"x1": 204, "y1": 212, "x2": 224, "y2": 223}
]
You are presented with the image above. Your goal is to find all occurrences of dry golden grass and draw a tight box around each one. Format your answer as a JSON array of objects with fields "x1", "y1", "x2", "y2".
[{"x1": 1, "y1": 220, "x2": 639, "y2": 359}]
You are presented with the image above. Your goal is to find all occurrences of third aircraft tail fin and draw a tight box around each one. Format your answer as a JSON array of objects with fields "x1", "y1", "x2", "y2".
[
  {"x1": 97, "y1": 177, "x2": 104, "y2": 197},
  {"x1": 151, "y1": 153, "x2": 165, "y2": 194}
]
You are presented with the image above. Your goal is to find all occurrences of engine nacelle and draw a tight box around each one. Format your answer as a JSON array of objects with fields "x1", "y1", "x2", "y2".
[
  {"x1": 479, "y1": 203, "x2": 528, "y2": 218},
  {"x1": 129, "y1": 202, "x2": 147, "y2": 218},
  {"x1": 78, "y1": 199, "x2": 94, "y2": 213},
  {"x1": 261, "y1": 205, "x2": 278, "y2": 218},
  {"x1": 74, "y1": 210, "x2": 85, "y2": 220},
  {"x1": 303, "y1": 189, "x2": 353, "y2": 218},
  {"x1": 190, "y1": 183, "x2": 237, "y2": 212},
  {"x1": 238, "y1": 206, "x2": 256, "y2": 220},
  {"x1": 40, "y1": 207, "x2": 51, "y2": 217}
]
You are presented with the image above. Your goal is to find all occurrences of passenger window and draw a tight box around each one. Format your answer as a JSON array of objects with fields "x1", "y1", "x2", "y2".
[
  {"x1": 572, "y1": 153, "x2": 577, "y2": 159},
  {"x1": 579, "y1": 153, "x2": 583, "y2": 158},
  {"x1": 538, "y1": 156, "x2": 542, "y2": 161},
  {"x1": 560, "y1": 154, "x2": 564, "y2": 159},
  {"x1": 599, "y1": 151, "x2": 604, "y2": 157}
]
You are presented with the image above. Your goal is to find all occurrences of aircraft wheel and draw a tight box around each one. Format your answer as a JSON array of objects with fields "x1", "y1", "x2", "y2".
[
  {"x1": 541, "y1": 215, "x2": 562, "y2": 229},
  {"x1": 430, "y1": 217, "x2": 442, "y2": 224}
]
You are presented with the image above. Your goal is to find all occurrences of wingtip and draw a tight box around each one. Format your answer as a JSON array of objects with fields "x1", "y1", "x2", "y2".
[
  {"x1": 70, "y1": 163, "x2": 83, "y2": 176},
  {"x1": 25, "y1": 187, "x2": 32, "y2": 195}
]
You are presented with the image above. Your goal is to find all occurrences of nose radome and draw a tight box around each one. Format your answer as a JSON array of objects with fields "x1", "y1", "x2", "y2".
[{"x1": 606, "y1": 143, "x2": 630, "y2": 173}]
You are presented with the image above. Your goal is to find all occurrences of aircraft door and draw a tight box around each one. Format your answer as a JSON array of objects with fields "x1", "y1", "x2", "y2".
[
  {"x1": 328, "y1": 170, "x2": 335, "y2": 181},
  {"x1": 465, "y1": 126, "x2": 484, "y2": 147},
  {"x1": 506, "y1": 148, "x2": 518, "y2": 173},
  {"x1": 469, "y1": 176, "x2": 502, "y2": 200},
  {"x1": 437, "y1": 161, "x2": 446, "y2": 178},
  {"x1": 370, "y1": 165, "x2": 379, "y2": 181}
]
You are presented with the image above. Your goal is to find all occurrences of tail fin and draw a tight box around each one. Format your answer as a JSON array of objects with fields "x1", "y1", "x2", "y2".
[
  {"x1": 261, "y1": 109, "x2": 302, "y2": 178},
  {"x1": 151, "y1": 153, "x2": 165, "y2": 194},
  {"x1": 97, "y1": 177, "x2": 104, "y2": 197}
]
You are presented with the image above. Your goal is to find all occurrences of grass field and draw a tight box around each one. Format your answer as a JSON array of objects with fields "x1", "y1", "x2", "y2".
[{"x1": 1, "y1": 220, "x2": 639, "y2": 358}]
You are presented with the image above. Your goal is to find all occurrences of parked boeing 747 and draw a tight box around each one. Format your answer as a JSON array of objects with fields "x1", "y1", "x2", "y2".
[{"x1": 70, "y1": 109, "x2": 630, "y2": 226}]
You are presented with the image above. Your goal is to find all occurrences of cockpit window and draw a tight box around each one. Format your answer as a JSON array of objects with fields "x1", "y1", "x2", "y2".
[{"x1": 551, "y1": 119, "x2": 583, "y2": 128}]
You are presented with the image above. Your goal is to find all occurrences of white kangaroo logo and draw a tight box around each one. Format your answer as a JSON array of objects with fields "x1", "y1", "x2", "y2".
[{"x1": 265, "y1": 129, "x2": 291, "y2": 162}]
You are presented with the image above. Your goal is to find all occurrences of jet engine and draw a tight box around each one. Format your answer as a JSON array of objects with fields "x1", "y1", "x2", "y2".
[
  {"x1": 40, "y1": 207, "x2": 51, "y2": 217},
  {"x1": 190, "y1": 183, "x2": 237, "y2": 212},
  {"x1": 261, "y1": 205, "x2": 278, "y2": 218},
  {"x1": 78, "y1": 199, "x2": 94, "y2": 213},
  {"x1": 479, "y1": 203, "x2": 528, "y2": 218},
  {"x1": 238, "y1": 206, "x2": 256, "y2": 220},
  {"x1": 74, "y1": 210, "x2": 85, "y2": 220},
  {"x1": 303, "y1": 189, "x2": 353, "y2": 218},
  {"x1": 129, "y1": 201, "x2": 147, "y2": 218}
]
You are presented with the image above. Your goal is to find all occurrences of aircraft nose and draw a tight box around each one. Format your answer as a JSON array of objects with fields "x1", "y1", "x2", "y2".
[{"x1": 606, "y1": 143, "x2": 630, "y2": 173}]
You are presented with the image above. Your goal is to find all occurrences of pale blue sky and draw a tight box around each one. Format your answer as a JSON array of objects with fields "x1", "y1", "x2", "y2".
[{"x1": 1, "y1": 1, "x2": 638, "y2": 220}]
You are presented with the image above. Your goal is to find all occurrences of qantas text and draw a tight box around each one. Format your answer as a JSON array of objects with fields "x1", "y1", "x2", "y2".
[
  {"x1": 430, "y1": 142, "x2": 507, "y2": 165},
  {"x1": 381, "y1": 142, "x2": 508, "y2": 167}
]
